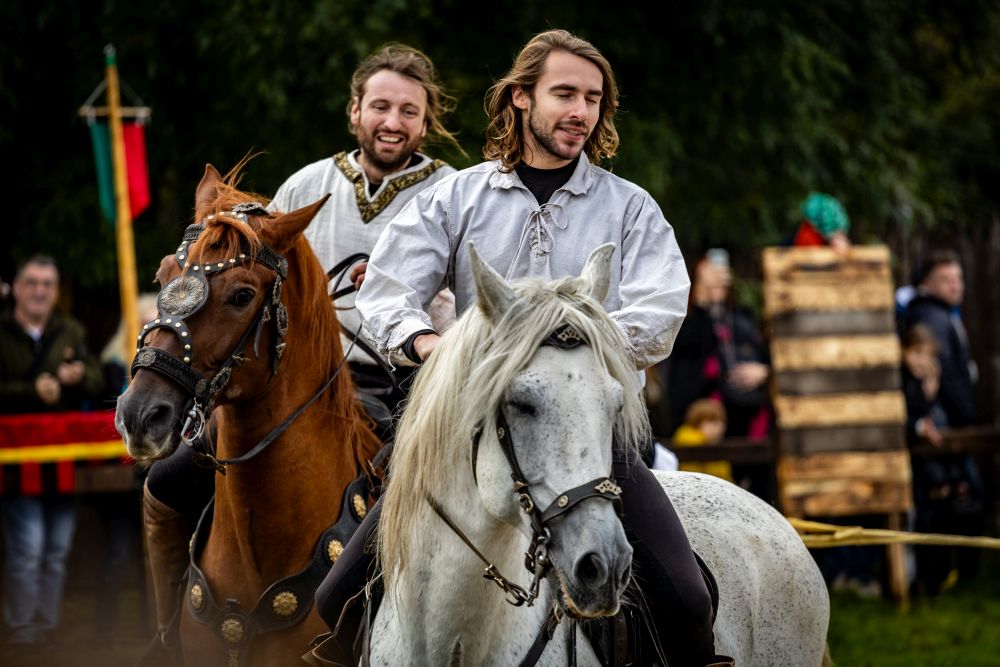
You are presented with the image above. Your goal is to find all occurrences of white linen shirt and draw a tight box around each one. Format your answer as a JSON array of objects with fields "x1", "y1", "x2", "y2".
[
  {"x1": 357, "y1": 154, "x2": 690, "y2": 370},
  {"x1": 270, "y1": 150, "x2": 456, "y2": 364}
]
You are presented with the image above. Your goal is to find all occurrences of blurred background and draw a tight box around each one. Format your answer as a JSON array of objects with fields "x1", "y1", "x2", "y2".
[{"x1": 1, "y1": 1, "x2": 999, "y2": 664}]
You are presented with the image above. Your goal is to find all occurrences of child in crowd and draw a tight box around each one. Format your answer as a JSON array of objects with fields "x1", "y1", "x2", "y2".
[{"x1": 672, "y1": 398, "x2": 733, "y2": 482}]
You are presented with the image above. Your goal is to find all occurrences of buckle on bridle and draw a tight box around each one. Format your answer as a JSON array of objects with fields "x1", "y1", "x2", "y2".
[{"x1": 181, "y1": 401, "x2": 207, "y2": 447}]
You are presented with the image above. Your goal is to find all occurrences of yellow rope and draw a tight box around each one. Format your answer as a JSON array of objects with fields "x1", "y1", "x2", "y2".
[{"x1": 787, "y1": 517, "x2": 1000, "y2": 550}]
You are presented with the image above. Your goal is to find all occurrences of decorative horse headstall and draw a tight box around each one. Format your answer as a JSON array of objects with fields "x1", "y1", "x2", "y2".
[
  {"x1": 130, "y1": 202, "x2": 290, "y2": 446},
  {"x1": 431, "y1": 322, "x2": 623, "y2": 610}
]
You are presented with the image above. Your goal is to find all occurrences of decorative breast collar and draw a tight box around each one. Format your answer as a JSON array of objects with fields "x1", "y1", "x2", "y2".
[
  {"x1": 185, "y1": 475, "x2": 371, "y2": 666},
  {"x1": 333, "y1": 151, "x2": 445, "y2": 223}
]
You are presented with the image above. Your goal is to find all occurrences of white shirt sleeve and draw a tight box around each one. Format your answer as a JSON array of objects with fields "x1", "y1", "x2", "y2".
[
  {"x1": 356, "y1": 187, "x2": 453, "y2": 366},
  {"x1": 609, "y1": 193, "x2": 691, "y2": 370}
]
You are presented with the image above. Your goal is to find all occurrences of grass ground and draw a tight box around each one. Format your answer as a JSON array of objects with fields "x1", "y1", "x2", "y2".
[{"x1": 826, "y1": 550, "x2": 1000, "y2": 667}]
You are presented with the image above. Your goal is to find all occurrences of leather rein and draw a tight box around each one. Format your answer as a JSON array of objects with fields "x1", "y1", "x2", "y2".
[{"x1": 425, "y1": 323, "x2": 624, "y2": 666}]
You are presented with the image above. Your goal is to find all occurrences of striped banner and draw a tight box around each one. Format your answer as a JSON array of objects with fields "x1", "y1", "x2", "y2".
[{"x1": 0, "y1": 411, "x2": 128, "y2": 496}]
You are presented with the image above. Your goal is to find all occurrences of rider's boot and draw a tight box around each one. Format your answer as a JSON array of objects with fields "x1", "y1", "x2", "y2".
[
  {"x1": 142, "y1": 482, "x2": 193, "y2": 645},
  {"x1": 302, "y1": 600, "x2": 364, "y2": 666}
]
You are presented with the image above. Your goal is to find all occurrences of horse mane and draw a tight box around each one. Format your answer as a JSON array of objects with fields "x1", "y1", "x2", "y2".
[
  {"x1": 378, "y1": 274, "x2": 651, "y2": 580},
  {"x1": 186, "y1": 169, "x2": 380, "y2": 468}
]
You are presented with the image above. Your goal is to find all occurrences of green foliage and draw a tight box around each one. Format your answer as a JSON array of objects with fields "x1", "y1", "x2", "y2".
[{"x1": 1, "y1": 0, "x2": 998, "y2": 287}]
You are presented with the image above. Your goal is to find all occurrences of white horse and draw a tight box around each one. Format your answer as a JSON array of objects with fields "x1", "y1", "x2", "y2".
[{"x1": 370, "y1": 244, "x2": 830, "y2": 666}]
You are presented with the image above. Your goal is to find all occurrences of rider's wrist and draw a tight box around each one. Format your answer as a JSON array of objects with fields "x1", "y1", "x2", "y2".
[{"x1": 403, "y1": 329, "x2": 436, "y2": 364}]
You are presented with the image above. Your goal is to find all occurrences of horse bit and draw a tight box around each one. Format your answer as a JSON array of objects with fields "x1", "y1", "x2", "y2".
[
  {"x1": 426, "y1": 323, "x2": 624, "y2": 663},
  {"x1": 130, "y1": 202, "x2": 291, "y2": 468}
]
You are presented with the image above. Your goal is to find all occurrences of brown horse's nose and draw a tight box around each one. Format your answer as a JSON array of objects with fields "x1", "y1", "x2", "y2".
[{"x1": 118, "y1": 394, "x2": 176, "y2": 444}]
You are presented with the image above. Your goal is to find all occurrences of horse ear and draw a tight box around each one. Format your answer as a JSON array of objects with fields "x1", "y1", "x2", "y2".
[
  {"x1": 469, "y1": 243, "x2": 515, "y2": 323},
  {"x1": 195, "y1": 164, "x2": 224, "y2": 212},
  {"x1": 262, "y1": 194, "x2": 331, "y2": 253},
  {"x1": 580, "y1": 243, "x2": 615, "y2": 303}
]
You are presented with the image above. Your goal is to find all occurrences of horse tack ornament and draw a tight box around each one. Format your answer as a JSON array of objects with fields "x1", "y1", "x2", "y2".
[{"x1": 131, "y1": 203, "x2": 293, "y2": 449}]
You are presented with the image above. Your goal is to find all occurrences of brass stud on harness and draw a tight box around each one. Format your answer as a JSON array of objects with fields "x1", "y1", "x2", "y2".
[
  {"x1": 594, "y1": 479, "x2": 622, "y2": 495},
  {"x1": 352, "y1": 494, "x2": 367, "y2": 520},
  {"x1": 190, "y1": 583, "x2": 205, "y2": 611},
  {"x1": 327, "y1": 539, "x2": 344, "y2": 563},
  {"x1": 271, "y1": 591, "x2": 298, "y2": 618},
  {"x1": 557, "y1": 495, "x2": 569, "y2": 508},
  {"x1": 221, "y1": 618, "x2": 245, "y2": 644}
]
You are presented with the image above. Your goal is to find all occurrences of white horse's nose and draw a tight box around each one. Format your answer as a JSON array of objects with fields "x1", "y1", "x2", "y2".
[{"x1": 573, "y1": 549, "x2": 632, "y2": 597}]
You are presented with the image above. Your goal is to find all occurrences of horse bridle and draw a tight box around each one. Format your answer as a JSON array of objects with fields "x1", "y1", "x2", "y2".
[
  {"x1": 428, "y1": 323, "x2": 624, "y2": 609},
  {"x1": 130, "y1": 202, "x2": 293, "y2": 461}
]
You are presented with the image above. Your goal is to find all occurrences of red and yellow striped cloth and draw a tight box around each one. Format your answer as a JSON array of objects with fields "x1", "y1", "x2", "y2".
[{"x1": 0, "y1": 410, "x2": 128, "y2": 495}]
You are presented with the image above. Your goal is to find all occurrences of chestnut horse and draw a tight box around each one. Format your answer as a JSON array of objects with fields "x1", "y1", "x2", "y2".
[{"x1": 116, "y1": 165, "x2": 380, "y2": 666}]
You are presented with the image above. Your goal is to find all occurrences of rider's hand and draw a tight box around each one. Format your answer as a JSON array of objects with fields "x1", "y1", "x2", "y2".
[
  {"x1": 414, "y1": 333, "x2": 441, "y2": 362},
  {"x1": 350, "y1": 262, "x2": 368, "y2": 290}
]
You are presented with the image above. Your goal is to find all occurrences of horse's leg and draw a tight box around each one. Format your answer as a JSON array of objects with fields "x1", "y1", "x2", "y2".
[
  {"x1": 310, "y1": 500, "x2": 382, "y2": 665},
  {"x1": 614, "y1": 447, "x2": 729, "y2": 667}
]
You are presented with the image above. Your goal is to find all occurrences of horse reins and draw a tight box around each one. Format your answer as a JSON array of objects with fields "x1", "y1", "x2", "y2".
[{"x1": 425, "y1": 323, "x2": 624, "y2": 666}]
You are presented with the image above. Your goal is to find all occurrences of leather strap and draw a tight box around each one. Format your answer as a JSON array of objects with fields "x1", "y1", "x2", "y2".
[{"x1": 185, "y1": 476, "x2": 371, "y2": 664}]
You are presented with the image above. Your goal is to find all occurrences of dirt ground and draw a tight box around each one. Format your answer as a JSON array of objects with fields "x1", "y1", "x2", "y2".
[{"x1": 0, "y1": 493, "x2": 151, "y2": 667}]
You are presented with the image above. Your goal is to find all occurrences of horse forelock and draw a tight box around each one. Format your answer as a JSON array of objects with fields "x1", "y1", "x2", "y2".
[
  {"x1": 378, "y1": 275, "x2": 650, "y2": 578},
  {"x1": 185, "y1": 178, "x2": 379, "y2": 471}
]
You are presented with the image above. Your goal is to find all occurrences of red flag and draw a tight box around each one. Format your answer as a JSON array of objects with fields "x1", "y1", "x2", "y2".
[{"x1": 122, "y1": 122, "x2": 150, "y2": 219}]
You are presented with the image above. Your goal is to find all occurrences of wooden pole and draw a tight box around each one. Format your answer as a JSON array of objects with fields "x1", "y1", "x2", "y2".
[{"x1": 104, "y1": 45, "x2": 140, "y2": 370}]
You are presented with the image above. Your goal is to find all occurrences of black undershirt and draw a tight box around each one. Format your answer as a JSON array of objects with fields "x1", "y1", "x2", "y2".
[
  {"x1": 515, "y1": 156, "x2": 579, "y2": 205},
  {"x1": 400, "y1": 157, "x2": 578, "y2": 363}
]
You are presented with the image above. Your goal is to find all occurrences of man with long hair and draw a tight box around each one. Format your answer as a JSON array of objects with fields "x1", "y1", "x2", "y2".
[
  {"x1": 316, "y1": 30, "x2": 731, "y2": 667},
  {"x1": 271, "y1": 42, "x2": 463, "y2": 405}
]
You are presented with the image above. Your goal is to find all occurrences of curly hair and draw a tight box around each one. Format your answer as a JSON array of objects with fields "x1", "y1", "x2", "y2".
[
  {"x1": 483, "y1": 30, "x2": 620, "y2": 171},
  {"x1": 348, "y1": 43, "x2": 463, "y2": 154}
]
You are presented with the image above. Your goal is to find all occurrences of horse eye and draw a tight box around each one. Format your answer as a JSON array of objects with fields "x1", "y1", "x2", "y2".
[
  {"x1": 230, "y1": 288, "x2": 255, "y2": 308},
  {"x1": 508, "y1": 400, "x2": 537, "y2": 418}
]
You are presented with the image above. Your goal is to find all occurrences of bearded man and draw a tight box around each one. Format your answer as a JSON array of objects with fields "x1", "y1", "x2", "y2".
[
  {"x1": 139, "y1": 43, "x2": 462, "y2": 654},
  {"x1": 313, "y1": 30, "x2": 732, "y2": 667},
  {"x1": 270, "y1": 43, "x2": 462, "y2": 407}
]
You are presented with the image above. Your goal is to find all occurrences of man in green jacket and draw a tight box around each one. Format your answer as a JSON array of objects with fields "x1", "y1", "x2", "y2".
[{"x1": 0, "y1": 255, "x2": 102, "y2": 646}]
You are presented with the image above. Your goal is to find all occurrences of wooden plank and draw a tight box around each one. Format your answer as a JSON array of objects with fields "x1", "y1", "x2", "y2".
[
  {"x1": 775, "y1": 391, "x2": 906, "y2": 428},
  {"x1": 764, "y1": 282, "x2": 894, "y2": 315},
  {"x1": 779, "y1": 450, "x2": 912, "y2": 482},
  {"x1": 782, "y1": 481, "x2": 912, "y2": 517},
  {"x1": 775, "y1": 368, "x2": 901, "y2": 396},
  {"x1": 769, "y1": 310, "x2": 895, "y2": 337},
  {"x1": 761, "y1": 246, "x2": 891, "y2": 285},
  {"x1": 771, "y1": 334, "x2": 901, "y2": 371},
  {"x1": 669, "y1": 438, "x2": 774, "y2": 464},
  {"x1": 909, "y1": 425, "x2": 1000, "y2": 456},
  {"x1": 778, "y1": 450, "x2": 912, "y2": 516},
  {"x1": 780, "y1": 424, "x2": 905, "y2": 455}
]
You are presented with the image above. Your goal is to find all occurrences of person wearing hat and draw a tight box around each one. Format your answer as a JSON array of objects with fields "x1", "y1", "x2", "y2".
[{"x1": 793, "y1": 191, "x2": 851, "y2": 254}]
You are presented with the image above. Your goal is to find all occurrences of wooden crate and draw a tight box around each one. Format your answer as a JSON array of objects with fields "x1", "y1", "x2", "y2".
[
  {"x1": 762, "y1": 245, "x2": 911, "y2": 510},
  {"x1": 778, "y1": 450, "x2": 913, "y2": 517}
]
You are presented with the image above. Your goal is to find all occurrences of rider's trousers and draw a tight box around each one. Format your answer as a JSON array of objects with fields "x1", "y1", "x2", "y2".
[{"x1": 314, "y1": 445, "x2": 717, "y2": 667}]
